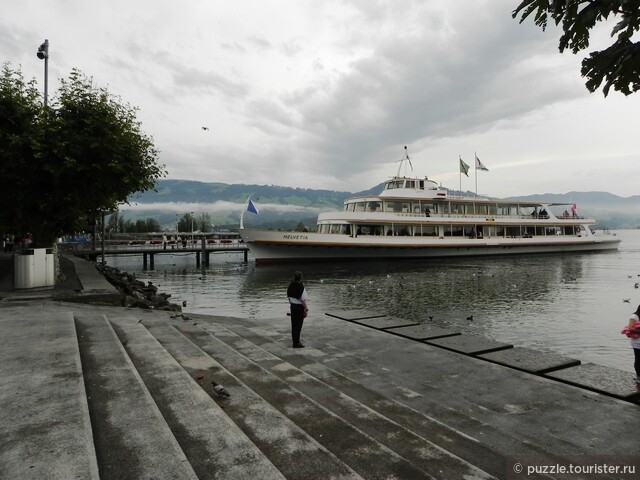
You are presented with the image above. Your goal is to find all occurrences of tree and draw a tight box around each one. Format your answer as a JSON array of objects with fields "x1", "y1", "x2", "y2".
[
  {"x1": 177, "y1": 213, "x2": 195, "y2": 233},
  {"x1": 0, "y1": 64, "x2": 166, "y2": 245},
  {"x1": 0, "y1": 66, "x2": 42, "y2": 236},
  {"x1": 145, "y1": 218, "x2": 162, "y2": 232},
  {"x1": 132, "y1": 219, "x2": 161, "y2": 233},
  {"x1": 513, "y1": 1, "x2": 640, "y2": 96},
  {"x1": 197, "y1": 212, "x2": 212, "y2": 233},
  {"x1": 105, "y1": 213, "x2": 161, "y2": 234},
  {"x1": 106, "y1": 211, "x2": 120, "y2": 234}
]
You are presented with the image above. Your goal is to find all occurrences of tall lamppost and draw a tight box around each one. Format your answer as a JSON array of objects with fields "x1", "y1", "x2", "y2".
[
  {"x1": 36, "y1": 39, "x2": 49, "y2": 107},
  {"x1": 190, "y1": 211, "x2": 194, "y2": 243}
]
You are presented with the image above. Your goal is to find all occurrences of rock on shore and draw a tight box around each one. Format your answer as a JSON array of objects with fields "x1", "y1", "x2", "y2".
[{"x1": 96, "y1": 263, "x2": 181, "y2": 311}]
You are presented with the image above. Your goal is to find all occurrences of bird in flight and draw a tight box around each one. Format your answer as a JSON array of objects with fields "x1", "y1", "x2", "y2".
[{"x1": 201, "y1": 126, "x2": 210, "y2": 131}]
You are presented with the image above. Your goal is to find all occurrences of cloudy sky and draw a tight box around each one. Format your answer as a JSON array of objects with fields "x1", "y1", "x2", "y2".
[{"x1": 3, "y1": 0, "x2": 639, "y2": 198}]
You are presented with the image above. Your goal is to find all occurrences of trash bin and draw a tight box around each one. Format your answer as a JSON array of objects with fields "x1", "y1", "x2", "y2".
[{"x1": 14, "y1": 248, "x2": 55, "y2": 289}]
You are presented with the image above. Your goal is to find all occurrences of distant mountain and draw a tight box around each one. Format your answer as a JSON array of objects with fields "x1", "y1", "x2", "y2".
[
  {"x1": 127, "y1": 180, "x2": 640, "y2": 230},
  {"x1": 508, "y1": 191, "x2": 640, "y2": 210},
  {"x1": 132, "y1": 180, "x2": 352, "y2": 209},
  {"x1": 506, "y1": 191, "x2": 640, "y2": 229}
]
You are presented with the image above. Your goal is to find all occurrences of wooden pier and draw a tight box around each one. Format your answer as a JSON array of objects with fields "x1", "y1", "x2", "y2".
[{"x1": 75, "y1": 241, "x2": 249, "y2": 269}]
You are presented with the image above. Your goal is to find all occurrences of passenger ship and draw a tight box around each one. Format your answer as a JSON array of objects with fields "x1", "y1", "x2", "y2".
[{"x1": 239, "y1": 159, "x2": 620, "y2": 264}]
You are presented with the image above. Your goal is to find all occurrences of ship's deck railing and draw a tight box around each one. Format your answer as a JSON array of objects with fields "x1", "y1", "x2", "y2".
[
  {"x1": 349, "y1": 211, "x2": 588, "y2": 221},
  {"x1": 444, "y1": 193, "x2": 490, "y2": 200}
]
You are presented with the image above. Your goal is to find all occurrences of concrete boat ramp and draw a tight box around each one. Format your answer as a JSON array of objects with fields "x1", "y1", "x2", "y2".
[
  {"x1": 1, "y1": 258, "x2": 640, "y2": 479},
  {"x1": 326, "y1": 311, "x2": 638, "y2": 399}
]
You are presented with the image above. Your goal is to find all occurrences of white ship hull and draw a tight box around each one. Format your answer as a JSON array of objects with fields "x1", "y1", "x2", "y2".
[{"x1": 239, "y1": 229, "x2": 620, "y2": 264}]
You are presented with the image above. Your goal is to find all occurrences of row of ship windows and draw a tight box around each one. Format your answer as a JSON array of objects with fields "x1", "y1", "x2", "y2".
[
  {"x1": 385, "y1": 180, "x2": 438, "y2": 190},
  {"x1": 317, "y1": 224, "x2": 583, "y2": 237},
  {"x1": 344, "y1": 201, "x2": 548, "y2": 216}
]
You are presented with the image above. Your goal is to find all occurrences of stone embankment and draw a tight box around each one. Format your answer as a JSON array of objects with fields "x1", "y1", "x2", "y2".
[{"x1": 95, "y1": 263, "x2": 181, "y2": 311}]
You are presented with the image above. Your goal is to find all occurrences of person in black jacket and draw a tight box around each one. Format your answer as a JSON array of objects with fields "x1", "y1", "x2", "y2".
[{"x1": 287, "y1": 271, "x2": 309, "y2": 348}]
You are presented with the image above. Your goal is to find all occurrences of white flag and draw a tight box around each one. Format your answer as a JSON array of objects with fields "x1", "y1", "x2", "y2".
[
  {"x1": 460, "y1": 156, "x2": 470, "y2": 177},
  {"x1": 475, "y1": 154, "x2": 489, "y2": 171}
]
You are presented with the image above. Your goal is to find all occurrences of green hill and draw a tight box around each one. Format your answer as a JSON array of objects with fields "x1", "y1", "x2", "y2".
[{"x1": 132, "y1": 180, "x2": 353, "y2": 208}]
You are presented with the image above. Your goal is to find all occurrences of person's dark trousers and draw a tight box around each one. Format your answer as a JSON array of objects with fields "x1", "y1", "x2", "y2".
[
  {"x1": 634, "y1": 348, "x2": 640, "y2": 383},
  {"x1": 290, "y1": 304, "x2": 305, "y2": 346}
]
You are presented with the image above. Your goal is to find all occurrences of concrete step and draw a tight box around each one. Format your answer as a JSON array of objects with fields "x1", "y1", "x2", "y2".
[
  {"x1": 170, "y1": 320, "x2": 473, "y2": 480},
  {"x1": 107, "y1": 314, "x2": 285, "y2": 480},
  {"x1": 144, "y1": 321, "x2": 363, "y2": 480},
  {"x1": 75, "y1": 314, "x2": 199, "y2": 480},
  {"x1": 201, "y1": 315, "x2": 576, "y2": 473},
  {"x1": 218, "y1": 321, "x2": 505, "y2": 478},
  {"x1": 0, "y1": 305, "x2": 99, "y2": 480},
  {"x1": 258, "y1": 315, "x2": 592, "y2": 457},
  {"x1": 195, "y1": 321, "x2": 496, "y2": 480}
]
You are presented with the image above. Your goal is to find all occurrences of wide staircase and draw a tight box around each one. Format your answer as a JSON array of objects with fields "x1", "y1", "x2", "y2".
[
  {"x1": 2, "y1": 303, "x2": 634, "y2": 479},
  {"x1": 0, "y1": 303, "x2": 504, "y2": 480}
]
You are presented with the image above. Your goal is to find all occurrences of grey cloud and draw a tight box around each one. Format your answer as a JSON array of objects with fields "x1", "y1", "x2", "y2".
[
  {"x1": 247, "y1": 36, "x2": 272, "y2": 51},
  {"x1": 221, "y1": 42, "x2": 247, "y2": 54},
  {"x1": 280, "y1": 38, "x2": 305, "y2": 57},
  {"x1": 246, "y1": 98, "x2": 298, "y2": 130},
  {"x1": 172, "y1": 66, "x2": 250, "y2": 99},
  {"x1": 263, "y1": 2, "x2": 585, "y2": 179},
  {"x1": 312, "y1": 58, "x2": 325, "y2": 72},
  {"x1": 107, "y1": 39, "x2": 250, "y2": 103},
  {"x1": 0, "y1": 24, "x2": 30, "y2": 59}
]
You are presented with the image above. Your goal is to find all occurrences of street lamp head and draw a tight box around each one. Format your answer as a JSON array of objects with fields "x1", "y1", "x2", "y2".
[
  {"x1": 37, "y1": 40, "x2": 49, "y2": 60},
  {"x1": 36, "y1": 39, "x2": 49, "y2": 108}
]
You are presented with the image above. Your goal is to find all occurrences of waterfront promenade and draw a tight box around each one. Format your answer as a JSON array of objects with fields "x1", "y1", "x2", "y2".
[{"x1": 1, "y1": 252, "x2": 640, "y2": 479}]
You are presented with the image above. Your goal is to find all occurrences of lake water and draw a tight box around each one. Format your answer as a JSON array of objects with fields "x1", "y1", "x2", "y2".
[{"x1": 105, "y1": 229, "x2": 640, "y2": 374}]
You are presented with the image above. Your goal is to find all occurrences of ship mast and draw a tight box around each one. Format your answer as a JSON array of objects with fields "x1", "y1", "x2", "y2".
[{"x1": 395, "y1": 146, "x2": 414, "y2": 177}]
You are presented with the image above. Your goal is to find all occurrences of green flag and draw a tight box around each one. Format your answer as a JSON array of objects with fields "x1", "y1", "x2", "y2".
[{"x1": 460, "y1": 157, "x2": 470, "y2": 177}]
